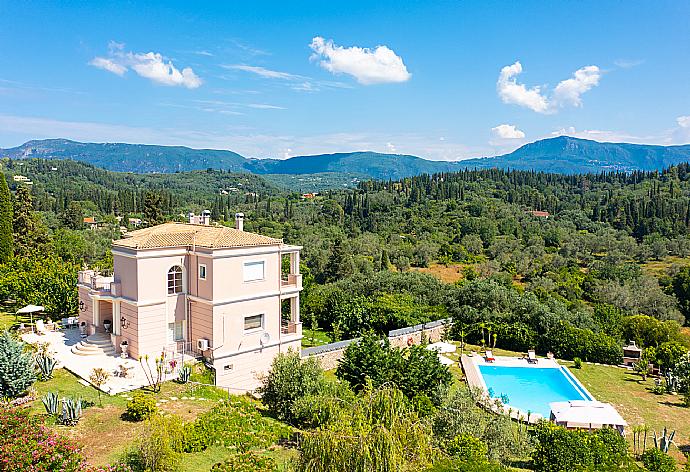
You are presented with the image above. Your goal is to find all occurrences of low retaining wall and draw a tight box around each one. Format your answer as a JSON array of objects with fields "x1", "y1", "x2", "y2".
[{"x1": 302, "y1": 319, "x2": 449, "y2": 370}]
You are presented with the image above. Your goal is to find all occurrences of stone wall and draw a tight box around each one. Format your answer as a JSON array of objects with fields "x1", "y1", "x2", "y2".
[{"x1": 302, "y1": 319, "x2": 449, "y2": 371}]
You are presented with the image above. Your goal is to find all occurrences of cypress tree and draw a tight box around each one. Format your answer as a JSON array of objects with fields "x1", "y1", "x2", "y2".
[{"x1": 0, "y1": 173, "x2": 13, "y2": 263}]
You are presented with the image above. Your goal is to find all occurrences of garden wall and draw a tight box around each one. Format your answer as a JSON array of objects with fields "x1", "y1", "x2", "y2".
[{"x1": 301, "y1": 319, "x2": 449, "y2": 370}]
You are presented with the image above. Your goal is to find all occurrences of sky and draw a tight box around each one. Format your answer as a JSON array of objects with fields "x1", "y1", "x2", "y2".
[{"x1": 0, "y1": 0, "x2": 689, "y2": 161}]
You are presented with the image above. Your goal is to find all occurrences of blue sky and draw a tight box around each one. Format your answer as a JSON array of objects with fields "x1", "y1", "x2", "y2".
[{"x1": 1, "y1": 0, "x2": 689, "y2": 160}]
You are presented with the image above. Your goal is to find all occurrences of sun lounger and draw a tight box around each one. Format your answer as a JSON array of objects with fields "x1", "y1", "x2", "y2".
[
  {"x1": 527, "y1": 350, "x2": 538, "y2": 364},
  {"x1": 484, "y1": 350, "x2": 496, "y2": 362},
  {"x1": 35, "y1": 319, "x2": 47, "y2": 335}
]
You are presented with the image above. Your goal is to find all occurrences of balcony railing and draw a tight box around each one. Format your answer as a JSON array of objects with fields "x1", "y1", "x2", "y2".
[
  {"x1": 78, "y1": 270, "x2": 115, "y2": 293},
  {"x1": 281, "y1": 321, "x2": 300, "y2": 335},
  {"x1": 280, "y1": 273, "x2": 303, "y2": 290}
]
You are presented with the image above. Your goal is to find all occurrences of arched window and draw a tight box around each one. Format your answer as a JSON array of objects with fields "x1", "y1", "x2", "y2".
[{"x1": 167, "y1": 266, "x2": 183, "y2": 294}]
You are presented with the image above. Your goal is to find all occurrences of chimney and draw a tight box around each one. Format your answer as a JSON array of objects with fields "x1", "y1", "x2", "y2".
[
  {"x1": 188, "y1": 212, "x2": 195, "y2": 224},
  {"x1": 201, "y1": 210, "x2": 211, "y2": 226},
  {"x1": 235, "y1": 212, "x2": 244, "y2": 231}
]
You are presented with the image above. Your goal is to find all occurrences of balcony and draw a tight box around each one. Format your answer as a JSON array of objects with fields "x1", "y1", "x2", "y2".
[
  {"x1": 78, "y1": 270, "x2": 119, "y2": 295},
  {"x1": 280, "y1": 273, "x2": 302, "y2": 291},
  {"x1": 281, "y1": 321, "x2": 301, "y2": 336}
]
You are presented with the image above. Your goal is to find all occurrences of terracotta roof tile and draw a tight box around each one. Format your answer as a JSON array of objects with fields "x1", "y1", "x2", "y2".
[{"x1": 113, "y1": 222, "x2": 282, "y2": 249}]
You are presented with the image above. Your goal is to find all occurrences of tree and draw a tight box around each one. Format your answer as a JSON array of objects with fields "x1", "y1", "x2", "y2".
[
  {"x1": 294, "y1": 387, "x2": 435, "y2": 472},
  {"x1": 62, "y1": 201, "x2": 84, "y2": 230},
  {"x1": 0, "y1": 331, "x2": 36, "y2": 398},
  {"x1": 0, "y1": 173, "x2": 13, "y2": 263},
  {"x1": 672, "y1": 266, "x2": 690, "y2": 321},
  {"x1": 89, "y1": 367, "x2": 111, "y2": 407},
  {"x1": 336, "y1": 331, "x2": 452, "y2": 404},
  {"x1": 12, "y1": 186, "x2": 48, "y2": 257},
  {"x1": 654, "y1": 342, "x2": 688, "y2": 373},
  {"x1": 143, "y1": 192, "x2": 164, "y2": 225},
  {"x1": 258, "y1": 349, "x2": 328, "y2": 423}
]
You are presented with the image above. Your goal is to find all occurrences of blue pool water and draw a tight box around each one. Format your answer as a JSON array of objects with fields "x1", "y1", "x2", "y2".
[{"x1": 477, "y1": 365, "x2": 592, "y2": 417}]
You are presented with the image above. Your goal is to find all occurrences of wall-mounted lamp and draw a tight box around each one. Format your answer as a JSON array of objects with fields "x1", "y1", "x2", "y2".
[{"x1": 120, "y1": 316, "x2": 130, "y2": 329}]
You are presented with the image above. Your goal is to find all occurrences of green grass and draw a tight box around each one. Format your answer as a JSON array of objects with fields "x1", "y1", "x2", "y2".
[
  {"x1": 566, "y1": 361, "x2": 690, "y2": 462},
  {"x1": 0, "y1": 308, "x2": 32, "y2": 330},
  {"x1": 301, "y1": 327, "x2": 331, "y2": 348}
]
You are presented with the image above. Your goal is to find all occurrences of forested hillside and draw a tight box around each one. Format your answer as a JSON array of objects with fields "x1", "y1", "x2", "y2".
[{"x1": 3, "y1": 159, "x2": 690, "y2": 355}]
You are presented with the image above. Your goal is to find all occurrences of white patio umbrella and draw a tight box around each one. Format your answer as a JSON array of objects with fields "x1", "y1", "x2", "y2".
[{"x1": 16, "y1": 305, "x2": 45, "y2": 332}]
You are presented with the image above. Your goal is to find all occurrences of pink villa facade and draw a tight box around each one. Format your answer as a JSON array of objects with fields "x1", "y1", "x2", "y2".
[{"x1": 77, "y1": 213, "x2": 302, "y2": 392}]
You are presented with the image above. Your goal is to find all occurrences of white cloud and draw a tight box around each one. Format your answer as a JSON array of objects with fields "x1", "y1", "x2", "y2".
[
  {"x1": 614, "y1": 59, "x2": 644, "y2": 69},
  {"x1": 223, "y1": 64, "x2": 302, "y2": 80},
  {"x1": 386, "y1": 142, "x2": 397, "y2": 153},
  {"x1": 309, "y1": 36, "x2": 410, "y2": 85},
  {"x1": 89, "y1": 57, "x2": 127, "y2": 76},
  {"x1": 497, "y1": 61, "x2": 601, "y2": 114},
  {"x1": 497, "y1": 62, "x2": 549, "y2": 113},
  {"x1": 552, "y1": 65, "x2": 601, "y2": 108},
  {"x1": 89, "y1": 43, "x2": 202, "y2": 88},
  {"x1": 491, "y1": 124, "x2": 525, "y2": 139},
  {"x1": 247, "y1": 103, "x2": 286, "y2": 110},
  {"x1": 126, "y1": 52, "x2": 202, "y2": 88},
  {"x1": 677, "y1": 116, "x2": 690, "y2": 128}
]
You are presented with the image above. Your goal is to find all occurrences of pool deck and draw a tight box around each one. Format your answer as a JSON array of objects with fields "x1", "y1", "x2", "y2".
[{"x1": 460, "y1": 353, "x2": 589, "y2": 424}]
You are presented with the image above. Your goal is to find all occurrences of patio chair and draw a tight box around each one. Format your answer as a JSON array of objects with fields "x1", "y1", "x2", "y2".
[
  {"x1": 527, "y1": 349, "x2": 538, "y2": 364},
  {"x1": 68, "y1": 317, "x2": 78, "y2": 328},
  {"x1": 35, "y1": 319, "x2": 47, "y2": 335},
  {"x1": 484, "y1": 350, "x2": 496, "y2": 363},
  {"x1": 61, "y1": 318, "x2": 69, "y2": 330}
]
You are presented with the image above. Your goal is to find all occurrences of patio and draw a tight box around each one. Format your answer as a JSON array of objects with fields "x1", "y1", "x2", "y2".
[{"x1": 21, "y1": 328, "x2": 193, "y2": 394}]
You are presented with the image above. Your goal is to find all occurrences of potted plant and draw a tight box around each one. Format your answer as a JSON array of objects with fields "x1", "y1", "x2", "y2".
[
  {"x1": 79, "y1": 321, "x2": 87, "y2": 338},
  {"x1": 120, "y1": 340, "x2": 129, "y2": 359},
  {"x1": 103, "y1": 319, "x2": 112, "y2": 334}
]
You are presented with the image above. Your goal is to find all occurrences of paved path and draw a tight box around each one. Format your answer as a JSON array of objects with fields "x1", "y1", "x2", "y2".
[{"x1": 22, "y1": 329, "x2": 190, "y2": 394}]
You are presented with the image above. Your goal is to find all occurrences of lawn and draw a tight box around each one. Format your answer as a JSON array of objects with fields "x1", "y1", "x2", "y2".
[
  {"x1": 301, "y1": 326, "x2": 331, "y2": 348},
  {"x1": 29, "y1": 368, "x2": 295, "y2": 470},
  {"x1": 566, "y1": 361, "x2": 690, "y2": 462}
]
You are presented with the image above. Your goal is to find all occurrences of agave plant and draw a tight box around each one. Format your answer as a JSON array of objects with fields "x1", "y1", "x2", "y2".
[
  {"x1": 42, "y1": 391, "x2": 59, "y2": 416},
  {"x1": 35, "y1": 353, "x2": 57, "y2": 380},
  {"x1": 653, "y1": 426, "x2": 675, "y2": 453},
  {"x1": 60, "y1": 397, "x2": 83, "y2": 426},
  {"x1": 178, "y1": 365, "x2": 192, "y2": 383}
]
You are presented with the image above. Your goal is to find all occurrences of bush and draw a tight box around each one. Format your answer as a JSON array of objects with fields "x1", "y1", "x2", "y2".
[
  {"x1": 0, "y1": 330, "x2": 36, "y2": 398},
  {"x1": 125, "y1": 391, "x2": 158, "y2": 421},
  {"x1": 573, "y1": 357, "x2": 582, "y2": 369},
  {"x1": 258, "y1": 349, "x2": 327, "y2": 423},
  {"x1": 0, "y1": 408, "x2": 86, "y2": 471},
  {"x1": 531, "y1": 423, "x2": 629, "y2": 472},
  {"x1": 336, "y1": 331, "x2": 452, "y2": 404},
  {"x1": 447, "y1": 433, "x2": 489, "y2": 463},
  {"x1": 128, "y1": 414, "x2": 184, "y2": 472},
  {"x1": 541, "y1": 322, "x2": 622, "y2": 365},
  {"x1": 641, "y1": 448, "x2": 676, "y2": 472},
  {"x1": 211, "y1": 452, "x2": 277, "y2": 472}
]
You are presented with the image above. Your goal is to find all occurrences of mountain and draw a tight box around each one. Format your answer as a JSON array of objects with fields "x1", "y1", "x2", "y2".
[
  {"x1": 1, "y1": 139, "x2": 248, "y2": 173},
  {"x1": 3, "y1": 136, "x2": 690, "y2": 180},
  {"x1": 460, "y1": 136, "x2": 690, "y2": 173}
]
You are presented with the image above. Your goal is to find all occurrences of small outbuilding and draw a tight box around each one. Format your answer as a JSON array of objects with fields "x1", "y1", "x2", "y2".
[
  {"x1": 622, "y1": 341, "x2": 642, "y2": 367},
  {"x1": 549, "y1": 400, "x2": 627, "y2": 434}
]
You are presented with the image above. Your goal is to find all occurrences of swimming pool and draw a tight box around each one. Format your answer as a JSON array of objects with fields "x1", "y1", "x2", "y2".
[{"x1": 477, "y1": 365, "x2": 593, "y2": 417}]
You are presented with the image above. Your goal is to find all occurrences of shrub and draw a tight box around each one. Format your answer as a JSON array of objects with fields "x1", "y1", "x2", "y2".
[
  {"x1": 128, "y1": 414, "x2": 184, "y2": 472},
  {"x1": 177, "y1": 364, "x2": 191, "y2": 383},
  {"x1": 336, "y1": 331, "x2": 452, "y2": 404},
  {"x1": 126, "y1": 391, "x2": 158, "y2": 421},
  {"x1": 573, "y1": 357, "x2": 582, "y2": 369},
  {"x1": 447, "y1": 433, "x2": 489, "y2": 463},
  {"x1": 541, "y1": 322, "x2": 622, "y2": 365},
  {"x1": 531, "y1": 423, "x2": 629, "y2": 472},
  {"x1": 641, "y1": 448, "x2": 676, "y2": 472},
  {"x1": 0, "y1": 330, "x2": 36, "y2": 398},
  {"x1": 0, "y1": 407, "x2": 86, "y2": 471},
  {"x1": 35, "y1": 352, "x2": 57, "y2": 380},
  {"x1": 42, "y1": 390, "x2": 59, "y2": 415},
  {"x1": 258, "y1": 349, "x2": 327, "y2": 423},
  {"x1": 211, "y1": 452, "x2": 277, "y2": 472}
]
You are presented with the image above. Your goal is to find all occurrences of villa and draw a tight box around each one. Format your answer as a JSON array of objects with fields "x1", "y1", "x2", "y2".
[{"x1": 77, "y1": 212, "x2": 303, "y2": 392}]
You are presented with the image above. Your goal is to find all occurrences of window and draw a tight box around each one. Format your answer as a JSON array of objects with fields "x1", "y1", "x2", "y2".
[
  {"x1": 198, "y1": 264, "x2": 207, "y2": 280},
  {"x1": 243, "y1": 261, "x2": 265, "y2": 282},
  {"x1": 167, "y1": 266, "x2": 183, "y2": 294},
  {"x1": 244, "y1": 314, "x2": 263, "y2": 331}
]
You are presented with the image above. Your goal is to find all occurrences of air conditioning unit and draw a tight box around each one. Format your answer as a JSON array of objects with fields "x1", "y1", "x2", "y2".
[{"x1": 197, "y1": 338, "x2": 209, "y2": 351}]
